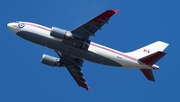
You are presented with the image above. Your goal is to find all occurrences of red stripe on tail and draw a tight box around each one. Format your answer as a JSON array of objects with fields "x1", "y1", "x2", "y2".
[{"x1": 139, "y1": 51, "x2": 166, "y2": 65}]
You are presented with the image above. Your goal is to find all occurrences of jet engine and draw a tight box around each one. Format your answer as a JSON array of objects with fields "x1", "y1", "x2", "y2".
[
  {"x1": 50, "y1": 27, "x2": 73, "y2": 39},
  {"x1": 41, "y1": 54, "x2": 61, "y2": 67}
]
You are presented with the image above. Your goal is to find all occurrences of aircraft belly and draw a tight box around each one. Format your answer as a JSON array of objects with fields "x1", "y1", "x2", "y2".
[
  {"x1": 16, "y1": 31, "x2": 80, "y2": 55},
  {"x1": 86, "y1": 45, "x2": 123, "y2": 67},
  {"x1": 82, "y1": 52, "x2": 122, "y2": 67},
  {"x1": 16, "y1": 31, "x2": 122, "y2": 67}
]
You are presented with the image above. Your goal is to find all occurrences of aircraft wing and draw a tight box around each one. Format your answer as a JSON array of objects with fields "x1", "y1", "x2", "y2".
[
  {"x1": 66, "y1": 64, "x2": 89, "y2": 90},
  {"x1": 71, "y1": 10, "x2": 118, "y2": 40},
  {"x1": 56, "y1": 51, "x2": 89, "y2": 90}
]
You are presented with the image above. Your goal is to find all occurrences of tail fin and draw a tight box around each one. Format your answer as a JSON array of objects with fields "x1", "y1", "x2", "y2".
[
  {"x1": 125, "y1": 41, "x2": 169, "y2": 82},
  {"x1": 125, "y1": 41, "x2": 169, "y2": 59}
]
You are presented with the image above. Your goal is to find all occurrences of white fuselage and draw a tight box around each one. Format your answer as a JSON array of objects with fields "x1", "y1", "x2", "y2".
[{"x1": 7, "y1": 21, "x2": 151, "y2": 69}]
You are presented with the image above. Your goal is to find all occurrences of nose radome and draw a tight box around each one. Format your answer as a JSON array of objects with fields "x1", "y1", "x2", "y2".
[
  {"x1": 7, "y1": 23, "x2": 17, "y2": 34},
  {"x1": 7, "y1": 23, "x2": 13, "y2": 28},
  {"x1": 7, "y1": 23, "x2": 12, "y2": 29}
]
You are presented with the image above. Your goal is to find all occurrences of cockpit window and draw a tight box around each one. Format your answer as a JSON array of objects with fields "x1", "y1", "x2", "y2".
[{"x1": 15, "y1": 21, "x2": 19, "y2": 23}]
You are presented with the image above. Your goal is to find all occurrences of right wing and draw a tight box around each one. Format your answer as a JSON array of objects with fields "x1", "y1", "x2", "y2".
[{"x1": 61, "y1": 10, "x2": 118, "y2": 51}]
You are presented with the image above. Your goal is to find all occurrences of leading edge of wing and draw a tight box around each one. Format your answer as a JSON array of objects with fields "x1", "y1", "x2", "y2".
[
  {"x1": 56, "y1": 52, "x2": 89, "y2": 90},
  {"x1": 71, "y1": 9, "x2": 118, "y2": 40}
]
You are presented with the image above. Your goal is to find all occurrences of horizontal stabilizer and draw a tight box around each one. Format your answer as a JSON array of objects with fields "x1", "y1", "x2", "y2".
[
  {"x1": 139, "y1": 51, "x2": 166, "y2": 65},
  {"x1": 140, "y1": 69, "x2": 155, "y2": 81}
]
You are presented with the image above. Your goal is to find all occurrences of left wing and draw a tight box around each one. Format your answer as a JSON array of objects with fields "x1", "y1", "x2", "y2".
[
  {"x1": 66, "y1": 64, "x2": 89, "y2": 90},
  {"x1": 71, "y1": 10, "x2": 118, "y2": 40},
  {"x1": 56, "y1": 51, "x2": 89, "y2": 90}
]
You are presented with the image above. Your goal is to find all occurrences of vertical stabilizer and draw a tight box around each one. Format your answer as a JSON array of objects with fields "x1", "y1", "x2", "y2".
[{"x1": 125, "y1": 41, "x2": 169, "y2": 59}]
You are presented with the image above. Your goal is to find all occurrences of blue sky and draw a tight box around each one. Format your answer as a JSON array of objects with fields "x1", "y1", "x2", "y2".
[{"x1": 1, "y1": 0, "x2": 180, "y2": 101}]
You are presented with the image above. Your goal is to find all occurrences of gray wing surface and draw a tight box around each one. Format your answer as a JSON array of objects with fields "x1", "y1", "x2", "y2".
[
  {"x1": 62, "y1": 10, "x2": 118, "y2": 51},
  {"x1": 71, "y1": 10, "x2": 118, "y2": 40},
  {"x1": 56, "y1": 51, "x2": 89, "y2": 90},
  {"x1": 66, "y1": 64, "x2": 89, "y2": 90}
]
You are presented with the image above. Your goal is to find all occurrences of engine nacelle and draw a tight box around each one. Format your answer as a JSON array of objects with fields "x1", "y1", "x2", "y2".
[
  {"x1": 41, "y1": 54, "x2": 61, "y2": 67},
  {"x1": 50, "y1": 27, "x2": 73, "y2": 39}
]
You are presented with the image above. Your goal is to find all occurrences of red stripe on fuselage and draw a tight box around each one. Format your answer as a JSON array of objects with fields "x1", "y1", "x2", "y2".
[
  {"x1": 90, "y1": 42, "x2": 137, "y2": 61},
  {"x1": 25, "y1": 23, "x2": 51, "y2": 32}
]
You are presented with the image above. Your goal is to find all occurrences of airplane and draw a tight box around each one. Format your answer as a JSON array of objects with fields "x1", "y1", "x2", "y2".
[{"x1": 7, "y1": 10, "x2": 169, "y2": 90}]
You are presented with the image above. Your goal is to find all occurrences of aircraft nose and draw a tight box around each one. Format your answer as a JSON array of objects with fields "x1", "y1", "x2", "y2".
[
  {"x1": 7, "y1": 23, "x2": 17, "y2": 34},
  {"x1": 7, "y1": 23, "x2": 10, "y2": 28},
  {"x1": 7, "y1": 23, "x2": 13, "y2": 29}
]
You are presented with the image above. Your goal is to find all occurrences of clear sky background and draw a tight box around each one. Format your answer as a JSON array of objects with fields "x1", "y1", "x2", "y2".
[{"x1": 1, "y1": 0, "x2": 180, "y2": 102}]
